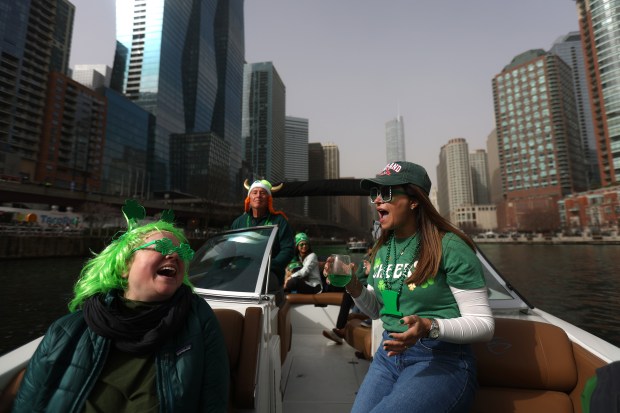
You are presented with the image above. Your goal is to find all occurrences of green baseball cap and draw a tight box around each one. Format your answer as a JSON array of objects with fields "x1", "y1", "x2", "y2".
[{"x1": 360, "y1": 161, "x2": 432, "y2": 195}]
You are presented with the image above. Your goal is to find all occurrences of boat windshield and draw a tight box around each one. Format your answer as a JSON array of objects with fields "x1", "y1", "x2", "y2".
[
  {"x1": 476, "y1": 249, "x2": 531, "y2": 312},
  {"x1": 188, "y1": 226, "x2": 278, "y2": 300}
]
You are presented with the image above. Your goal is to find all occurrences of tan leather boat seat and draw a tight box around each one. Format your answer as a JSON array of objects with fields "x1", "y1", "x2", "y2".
[
  {"x1": 213, "y1": 307, "x2": 262, "y2": 411},
  {"x1": 470, "y1": 318, "x2": 578, "y2": 413}
]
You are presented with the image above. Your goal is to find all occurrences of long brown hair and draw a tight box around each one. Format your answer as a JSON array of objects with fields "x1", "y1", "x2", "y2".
[{"x1": 369, "y1": 184, "x2": 476, "y2": 285}]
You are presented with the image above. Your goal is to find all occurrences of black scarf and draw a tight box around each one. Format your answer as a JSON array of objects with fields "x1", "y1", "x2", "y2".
[{"x1": 83, "y1": 284, "x2": 192, "y2": 354}]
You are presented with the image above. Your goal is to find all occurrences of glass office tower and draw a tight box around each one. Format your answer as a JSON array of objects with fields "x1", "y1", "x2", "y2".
[{"x1": 115, "y1": 0, "x2": 244, "y2": 195}]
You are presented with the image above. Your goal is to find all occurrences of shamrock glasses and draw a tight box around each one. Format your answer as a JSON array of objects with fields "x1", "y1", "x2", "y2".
[
  {"x1": 369, "y1": 186, "x2": 407, "y2": 204},
  {"x1": 133, "y1": 237, "x2": 195, "y2": 261}
]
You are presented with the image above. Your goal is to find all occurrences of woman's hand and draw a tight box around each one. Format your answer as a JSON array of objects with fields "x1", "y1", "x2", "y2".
[{"x1": 382, "y1": 315, "x2": 432, "y2": 356}]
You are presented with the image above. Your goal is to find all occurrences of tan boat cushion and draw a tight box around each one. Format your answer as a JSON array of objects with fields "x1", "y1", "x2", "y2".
[{"x1": 470, "y1": 317, "x2": 578, "y2": 413}]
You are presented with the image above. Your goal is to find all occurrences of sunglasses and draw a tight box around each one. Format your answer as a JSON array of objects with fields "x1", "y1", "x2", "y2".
[
  {"x1": 298, "y1": 242, "x2": 308, "y2": 248},
  {"x1": 369, "y1": 186, "x2": 407, "y2": 203},
  {"x1": 133, "y1": 237, "x2": 195, "y2": 261}
]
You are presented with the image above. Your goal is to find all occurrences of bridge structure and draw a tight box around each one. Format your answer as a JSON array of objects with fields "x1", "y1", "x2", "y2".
[{"x1": 0, "y1": 181, "x2": 360, "y2": 241}]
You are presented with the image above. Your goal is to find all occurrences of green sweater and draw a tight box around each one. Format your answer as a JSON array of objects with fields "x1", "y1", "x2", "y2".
[{"x1": 367, "y1": 232, "x2": 485, "y2": 333}]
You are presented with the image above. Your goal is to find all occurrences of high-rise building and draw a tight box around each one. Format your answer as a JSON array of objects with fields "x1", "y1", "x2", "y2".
[
  {"x1": 0, "y1": 0, "x2": 75, "y2": 181},
  {"x1": 170, "y1": 132, "x2": 230, "y2": 200},
  {"x1": 551, "y1": 31, "x2": 600, "y2": 188},
  {"x1": 492, "y1": 49, "x2": 587, "y2": 231},
  {"x1": 322, "y1": 143, "x2": 340, "y2": 179},
  {"x1": 71, "y1": 64, "x2": 112, "y2": 90},
  {"x1": 385, "y1": 115, "x2": 405, "y2": 163},
  {"x1": 437, "y1": 138, "x2": 474, "y2": 223},
  {"x1": 38, "y1": 73, "x2": 106, "y2": 192},
  {"x1": 284, "y1": 117, "x2": 309, "y2": 182},
  {"x1": 101, "y1": 88, "x2": 154, "y2": 198},
  {"x1": 242, "y1": 61, "x2": 286, "y2": 183},
  {"x1": 115, "y1": 0, "x2": 244, "y2": 195},
  {"x1": 283, "y1": 116, "x2": 309, "y2": 216},
  {"x1": 485, "y1": 129, "x2": 503, "y2": 204},
  {"x1": 322, "y1": 142, "x2": 341, "y2": 223},
  {"x1": 212, "y1": 0, "x2": 245, "y2": 201},
  {"x1": 308, "y1": 142, "x2": 327, "y2": 220},
  {"x1": 576, "y1": 0, "x2": 620, "y2": 186},
  {"x1": 469, "y1": 149, "x2": 490, "y2": 205}
]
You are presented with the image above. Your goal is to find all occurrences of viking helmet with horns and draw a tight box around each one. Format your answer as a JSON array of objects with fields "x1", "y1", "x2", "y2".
[
  {"x1": 243, "y1": 179, "x2": 283, "y2": 196},
  {"x1": 242, "y1": 179, "x2": 287, "y2": 219}
]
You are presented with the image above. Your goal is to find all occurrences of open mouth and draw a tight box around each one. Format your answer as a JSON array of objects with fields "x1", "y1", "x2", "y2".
[
  {"x1": 157, "y1": 266, "x2": 177, "y2": 277},
  {"x1": 377, "y1": 208, "x2": 388, "y2": 220}
]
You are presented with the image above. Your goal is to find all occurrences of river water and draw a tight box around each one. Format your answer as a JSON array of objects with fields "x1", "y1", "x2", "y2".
[{"x1": 1, "y1": 243, "x2": 619, "y2": 356}]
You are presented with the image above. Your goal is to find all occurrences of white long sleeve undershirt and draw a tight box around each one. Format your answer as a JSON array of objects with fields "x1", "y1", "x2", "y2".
[{"x1": 352, "y1": 286, "x2": 495, "y2": 343}]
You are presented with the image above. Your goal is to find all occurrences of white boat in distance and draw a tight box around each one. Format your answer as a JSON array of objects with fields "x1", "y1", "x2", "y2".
[
  {"x1": 1, "y1": 179, "x2": 619, "y2": 412},
  {"x1": 346, "y1": 238, "x2": 369, "y2": 253}
]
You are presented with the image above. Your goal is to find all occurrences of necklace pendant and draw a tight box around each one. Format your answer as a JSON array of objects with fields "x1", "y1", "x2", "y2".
[
  {"x1": 380, "y1": 289, "x2": 403, "y2": 317},
  {"x1": 377, "y1": 280, "x2": 386, "y2": 291}
]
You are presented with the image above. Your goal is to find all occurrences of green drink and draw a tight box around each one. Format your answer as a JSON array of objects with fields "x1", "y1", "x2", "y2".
[{"x1": 329, "y1": 273, "x2": 352, "y2": 288}]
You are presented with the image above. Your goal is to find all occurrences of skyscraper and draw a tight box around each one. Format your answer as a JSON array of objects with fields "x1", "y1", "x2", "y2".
[
  {"x1": 242, "y1": 61, "x2": 286, "y2": 183},
  {"x1": 322, "y1": 143, "x2": 341, "y2": 222},
  {"x1": 284, "y1": 116, "x2": 309, "y2": 182},
  {"x1": 0, "y1": 0, "x2": 75, "y2": 180},
  {"x1": 551, "y1": 31, "x2": 600, "y2": 189},
  {"x1": 71, "y1": 64, "x2": 112, "y2": 89},
  {"x1": 385, "y1": 115, "x2": 406, "y2": 163},
  {"x1": 493, "y1": 49, "x2": 587, "y2": 231},
  {"x1": 576, "y1": 0, "x2": 620, "y2": 186},
  {"x1": 485, "y1": 128, "x2": 503, "y2": 204},
  {"x1": 283, "y1": 116, "x2": 309, "y2": 216},
  {"x1": 437, "y1": 138, "x2": 474, "y2": 222},
  {"x1": 115, "y1": 0, "x2": 244, "y2": 194},
  {"x1": 469, "y1": 149, "x2": 490, "y2": 205}
]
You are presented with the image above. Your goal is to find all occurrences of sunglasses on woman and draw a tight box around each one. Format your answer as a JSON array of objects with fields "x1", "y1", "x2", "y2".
[
  {"x1": 133, "y1": 237, "x2": 195, "y2": 261},
  {"x1": 369, "y1": 186, "x2": 407, "y2": 203}
]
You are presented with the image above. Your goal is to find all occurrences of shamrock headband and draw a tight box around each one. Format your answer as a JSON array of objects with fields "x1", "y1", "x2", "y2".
[
  {"x1": 120, "y1": 199, "x2": 195, "y2": 260},
  {"x1": 121, "y1": 199, "x2": 175, "y2": 231},
  {"x1": 243, "y1": 179, "x2": 283, "y2": 196}
]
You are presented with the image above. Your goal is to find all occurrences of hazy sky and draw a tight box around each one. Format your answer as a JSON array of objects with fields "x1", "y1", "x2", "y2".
[{"x1": 69, "y1": 0, "x2": 579, "y2": 184}]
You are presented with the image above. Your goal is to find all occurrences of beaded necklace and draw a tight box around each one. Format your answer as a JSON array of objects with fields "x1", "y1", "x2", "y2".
[{"x1": 378, "y1": 232, "x2": 420, "y2": 317}]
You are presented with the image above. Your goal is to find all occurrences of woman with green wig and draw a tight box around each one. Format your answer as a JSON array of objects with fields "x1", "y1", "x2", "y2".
[{"x1": 12, "y1": 200, "x2": 229, "y2": 412}]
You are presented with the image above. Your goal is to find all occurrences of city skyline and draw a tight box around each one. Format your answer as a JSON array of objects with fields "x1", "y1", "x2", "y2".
[{"x1": 69, "y1": 0, "x2": 579, "y2": 185}]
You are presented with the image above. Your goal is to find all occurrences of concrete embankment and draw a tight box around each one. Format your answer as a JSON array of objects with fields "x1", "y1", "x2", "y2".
[{"x1": 474, "y1": 235, "x2": 620, "y2": 245}]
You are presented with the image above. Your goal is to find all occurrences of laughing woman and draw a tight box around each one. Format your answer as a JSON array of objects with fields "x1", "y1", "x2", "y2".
[
  {"x1": 344, "y1": 161, "x2": 494, "y2": 413},
  {"x1": 12, "y1": 201, "x2": 229, "y2": 413}
]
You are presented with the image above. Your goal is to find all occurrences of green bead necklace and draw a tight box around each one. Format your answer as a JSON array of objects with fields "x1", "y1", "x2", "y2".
[{"x1": 378, "y1": 232, "x2": 420, "y2": 317}]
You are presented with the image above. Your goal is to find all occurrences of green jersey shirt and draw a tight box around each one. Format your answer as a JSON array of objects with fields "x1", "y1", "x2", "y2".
[{"x1": 368, "y1": 232, "x2": 485, "y2": 333}]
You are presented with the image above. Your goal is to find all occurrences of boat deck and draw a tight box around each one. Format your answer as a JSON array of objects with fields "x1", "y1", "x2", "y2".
[{"x1": 281, "y1": 305, "x2": 370, "y2": 412}]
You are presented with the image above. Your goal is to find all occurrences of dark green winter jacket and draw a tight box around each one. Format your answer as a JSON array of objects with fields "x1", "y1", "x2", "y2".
[{"x1": 12, "y1": 294, "x2": 229, "y2": 412}]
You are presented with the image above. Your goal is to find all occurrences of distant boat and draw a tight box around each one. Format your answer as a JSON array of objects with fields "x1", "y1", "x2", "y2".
[{"x1": 347, "y1": 238, "x2": 368, "y2": 252}]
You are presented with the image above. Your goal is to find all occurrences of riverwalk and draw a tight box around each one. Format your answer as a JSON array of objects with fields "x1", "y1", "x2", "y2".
[{"x1": 474, "y1": 233, "x2": 620, "y2": 245}]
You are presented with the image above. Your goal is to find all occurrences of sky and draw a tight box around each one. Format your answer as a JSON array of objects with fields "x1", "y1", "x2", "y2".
[{"x1": 68, "y1": 0, "x2": 580, "y2": 184}]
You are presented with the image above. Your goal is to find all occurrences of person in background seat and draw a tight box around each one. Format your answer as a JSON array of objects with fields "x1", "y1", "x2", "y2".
[{"x1": 284, "y1": 232, "x2": 323, "y2": 294}]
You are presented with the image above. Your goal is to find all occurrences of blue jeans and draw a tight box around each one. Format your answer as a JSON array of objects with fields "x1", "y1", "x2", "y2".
[{"x1": 352, "y1": 331, "x2": 478, "y2": 413}]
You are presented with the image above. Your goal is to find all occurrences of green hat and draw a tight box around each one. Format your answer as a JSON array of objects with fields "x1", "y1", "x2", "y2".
[
  {"x1": 360, "y1": 161, "x2": 431, "y2": 195},
  {"x1": 295, "y1": 232, "x2": 309, "y2": 246}
]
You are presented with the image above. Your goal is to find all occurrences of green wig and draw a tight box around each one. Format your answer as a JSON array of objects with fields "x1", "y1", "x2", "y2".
[{"x1": 68, "y1": 201, "x2": 193, "y2": 312}]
